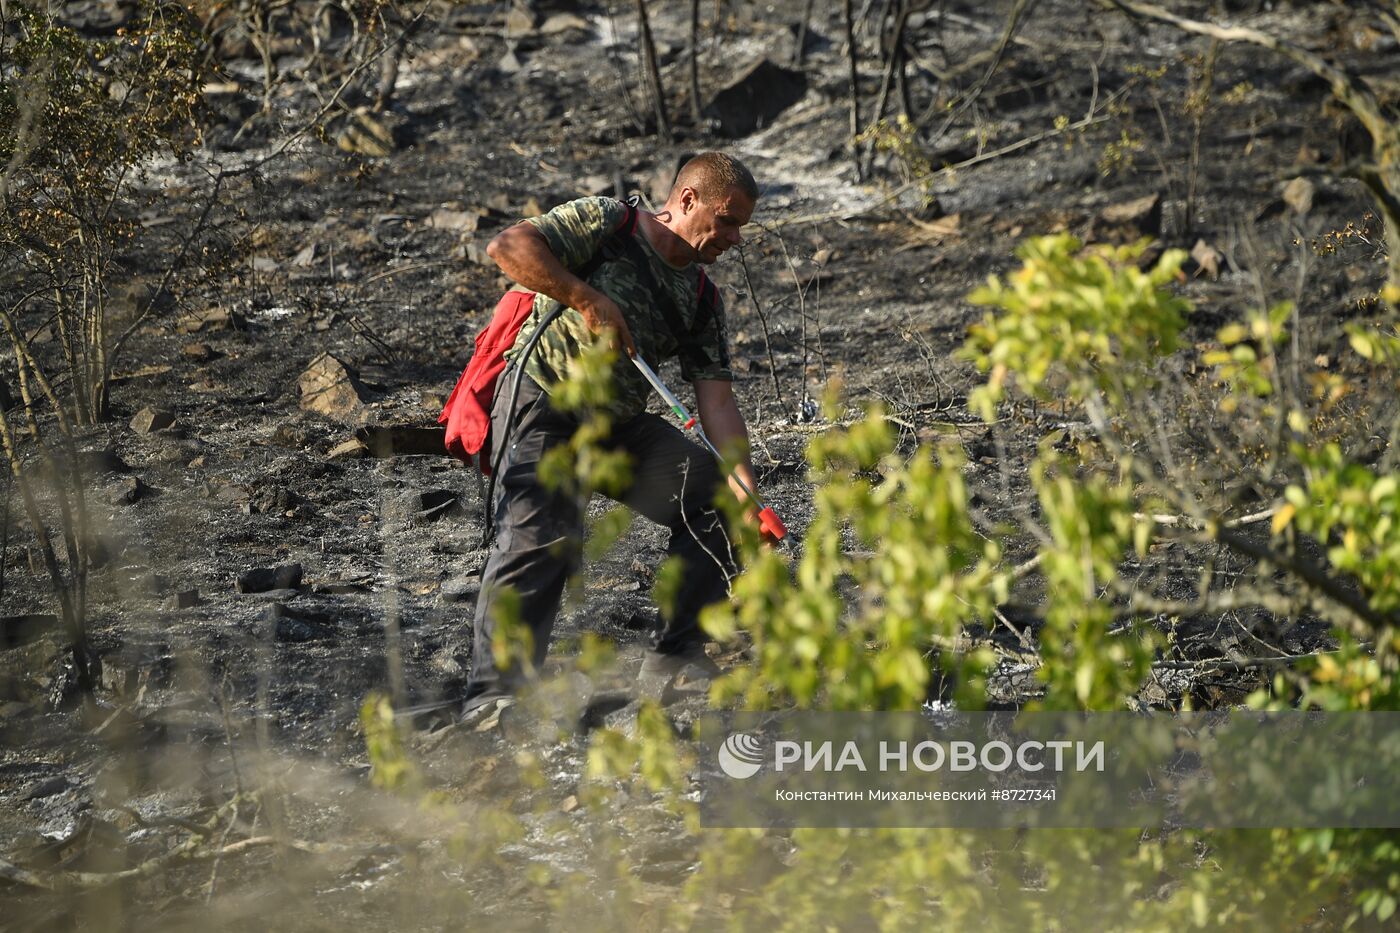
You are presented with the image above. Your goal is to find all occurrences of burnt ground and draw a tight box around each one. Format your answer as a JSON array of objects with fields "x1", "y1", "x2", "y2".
[{"x1": 2, "y1": 0, "x2": 1396, "y2": 927}]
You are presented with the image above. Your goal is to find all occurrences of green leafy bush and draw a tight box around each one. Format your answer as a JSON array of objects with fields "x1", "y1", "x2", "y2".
[
  {"x1": 962, "y1": 234, "x2": 1190, "y2": 419},
  {"x1": 706, "y1": 406, "x2": 1003, "y2": 710}
]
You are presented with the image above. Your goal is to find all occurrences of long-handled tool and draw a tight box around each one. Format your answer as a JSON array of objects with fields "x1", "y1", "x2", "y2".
[{"x1": 631, "y1": 355, "x2": 787, "y2": 543}]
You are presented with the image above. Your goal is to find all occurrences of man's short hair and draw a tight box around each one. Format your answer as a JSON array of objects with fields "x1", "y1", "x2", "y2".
[{"x1": 673, "y1": 152, "x2": 758, "y2": 204}]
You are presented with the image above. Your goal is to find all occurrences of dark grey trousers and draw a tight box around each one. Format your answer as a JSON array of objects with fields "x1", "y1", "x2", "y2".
[{"x1": 464, "y1": 369, "x2": 735, "y2": 700}]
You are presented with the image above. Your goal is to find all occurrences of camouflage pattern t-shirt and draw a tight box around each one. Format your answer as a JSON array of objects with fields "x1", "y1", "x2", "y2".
[{"x1": 504, "y1": 196, "x2": 733, "y2": 421}]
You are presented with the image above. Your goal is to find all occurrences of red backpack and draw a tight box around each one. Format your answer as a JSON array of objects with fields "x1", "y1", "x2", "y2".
[{"x1": 438, "y1": 203, "x2": 718, "y2": 474}]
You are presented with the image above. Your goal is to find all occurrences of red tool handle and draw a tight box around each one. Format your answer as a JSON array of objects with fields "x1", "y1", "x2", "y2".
[{"x1": 757, "y1": 507, "x2": 787, "y2": 543}]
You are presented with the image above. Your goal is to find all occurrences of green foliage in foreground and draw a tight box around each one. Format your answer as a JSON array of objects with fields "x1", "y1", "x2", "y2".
[
  {"x1": 962, "y1": 235, "x2": 1191, "y2": 420},
  {"x1": 705, "y1": 409, "x2": 1003, "y2": 710},
  {"x1": 362, "y1": 235, "x2": 1400, "y2": 929}
]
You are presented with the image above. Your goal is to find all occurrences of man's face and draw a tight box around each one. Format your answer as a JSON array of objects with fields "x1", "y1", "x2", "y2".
[{"x1": 677, "y1": 185, "x2": 755, "y2": 264}]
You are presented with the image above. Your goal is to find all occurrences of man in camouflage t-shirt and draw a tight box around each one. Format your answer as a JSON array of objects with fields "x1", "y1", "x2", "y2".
[
  {"x1": 461, "y1": 152, "x2": 761, "y2": 723},
  {"x1": 504, "y1": 196, "x2": 733, "y2": 421}
]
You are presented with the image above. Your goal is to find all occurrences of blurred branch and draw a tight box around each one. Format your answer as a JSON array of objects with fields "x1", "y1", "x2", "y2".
[{"x1": 0, "y1": 835, "x2": 352, "y2": 892}]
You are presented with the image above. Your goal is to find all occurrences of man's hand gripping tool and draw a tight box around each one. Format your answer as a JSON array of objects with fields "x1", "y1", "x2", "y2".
[{"x1": 630, "y1": 356, "x2": 787, "y2": 543}]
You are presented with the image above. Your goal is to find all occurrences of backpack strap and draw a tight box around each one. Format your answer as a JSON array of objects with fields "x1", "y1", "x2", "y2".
[
  {"x1": 576, "y1": 202, "x2": 638, "y2": 282},
  {"x1": 693, "y1": 268, "x2": 728, "y2": 369},
  {"x1": 618, "y1": 203, "x2": 640, "y2": 236},
  {"x1": 697, "y1": 269, "x2": 724, "y2": 321}
]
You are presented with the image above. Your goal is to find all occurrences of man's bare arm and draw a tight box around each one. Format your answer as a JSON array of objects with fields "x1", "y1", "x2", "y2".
[
  {"x1": 695, "y1": 378, "x2": 758, "y2": 507},
  {"x1": 486, "y1": 222, "x2": 637, "y2": 356}
]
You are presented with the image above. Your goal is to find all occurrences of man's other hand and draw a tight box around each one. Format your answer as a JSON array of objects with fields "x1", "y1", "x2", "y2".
[{"x1": 580, "y1": 294, "x2": 638, "y2": 358}]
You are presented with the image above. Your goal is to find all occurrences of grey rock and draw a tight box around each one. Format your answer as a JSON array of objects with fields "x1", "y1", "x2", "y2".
[
  {"x1": 77, "y1": 445, "x2": 130, "y2": 475},
  {"x1": 497, "y1": 45, "x2": 523, "y2": 74},
  {"x1": 429, "y1": 646, "x2": 467, "y2": 677},
  {"x1": 22, "y1": 775, "x2": 71, "y2": 800},
  {"x1": 459, "y1": 238, "x2": 493, "y2": 266},
  {"x1": 433, "y1": 534, "x2": 484, "y2": 555},
  {"x1": 1096, "y1": 192, "x2": 1162, "y2": 239},
  {"x1": 298, "y1": 353, "x2": 369, "y2": 423},
  {"x1": 291, "y1": 243, "x2": 317, "y2": 267},
  {"x1": 100, "y1": 660, "x2": 136, "y2": 696},
  {"x1": 164, "y1": 588, "x2": 202, "y2": 610},
  {"x1": 1190, "y1": 239, "x2": 1223, "y2": 280},
  {"x1": 328, "y1": 437, "x2": 370, "y2": 460},
  {"x1": 211, "y1": 483, "x2": 250, "y2": 503},
  {"x1": 426, "y1": 208, "x2": 479, "y2": 232},
  {"x1": 0, "y1": 636, "x2": 64, "y2": 703},
  {"x1": 153, "y1": 442, "x2": 194, "y2": 464},
  {"x1": 394, "y1": 489, "x2": 464, "y2": 524},
  {"x1": 705, "y1": 59, "x2": 807, "y2": 137},
  {"x1": 236, "y1": 562, "x2": 304, "y2": 594},
  {"x1": 238, "y1": 587, "x2": 301, "y2": 601},
  {"x1": 265, "y1": 603, "x2": 334, "y2": 643},
  {"x1": 176, "y1": 308, "x2": 247, "y2": 334},
  {"x1": 540, "y1": 12, "x2": 589, "y2": 36},
  {"x1": 1, "y1": 614, "x2": 60, "y2": 649},
  {"x1": 108, "y1": 476, "x2": 146, "y2": 505},
  {"x1": 312, "y1": 573, "x2": 372, "y2": 594},
  {"x1": 271, "y1": 421, "x2": 316, "y2": 448},
  {"x1": 1283, "y1": 176, "x2": 1315, "y2": 215},
  {"x1": 504, "y1": 7, "x2": 538, "y2": 36},
  {"x1": 440, "y1": 575, "x2": 480, "y2": 603},
  {"x1": 355, "y1": 424, "x2": 448, "y2": 457},
  {"x1": 248, "y1": 486, "x2": 306, "y2": 516},
  {"x1": 130, "y1": 407, "x2": 176, "y2": 434}
]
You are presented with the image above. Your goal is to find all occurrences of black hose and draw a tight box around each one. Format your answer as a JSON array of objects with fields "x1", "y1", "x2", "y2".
[{"x1": 480, "y1": 305, "x2": 564, "y2": 547}]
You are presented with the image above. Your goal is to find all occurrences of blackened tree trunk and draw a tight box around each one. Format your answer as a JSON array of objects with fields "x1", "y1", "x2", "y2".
[
  {"x1": 636, "y1": 0, "x2": 672, "y2": 142},
  {"x1": 843, "y1": 0, "x2": 862, "y2": 180}
]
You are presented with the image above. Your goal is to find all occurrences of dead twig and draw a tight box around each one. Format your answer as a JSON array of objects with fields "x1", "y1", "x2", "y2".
[
  {"x1": 1150, "y1": 650, "x2": 1341, "y2": 673},
  {"x1": 917, "y1": 0, "x2": 1041, "y2": 142},
  {"x1": 360, "y1": 259, "x2": 448, "y2": 285},
  {"x1": 1134, "y1": 507, "x2": 1278, "y2": 530},
  {"x1": 861, "y1": 0, "x2": 911, "y2": 176},
  {"x1": 349, "y1": 315, "x2": 398, "y2": 365},
  {"x1": 735, "y1": 247, "x2": 787, "y2": 411}
]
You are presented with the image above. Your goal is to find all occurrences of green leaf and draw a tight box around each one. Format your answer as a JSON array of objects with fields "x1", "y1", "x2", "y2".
[
  {"x1": 1349, "y1": 329, "x2": 1376, "y2": 360},
  {"x1": 1217, "y1": 323, "x2": 1247, "y2": 345}
]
